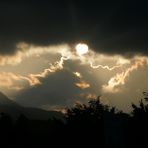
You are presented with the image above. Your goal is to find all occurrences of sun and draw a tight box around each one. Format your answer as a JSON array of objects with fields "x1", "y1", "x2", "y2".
[{"x1": 75, "y1": 43, "x2": 89, "y2": 55}]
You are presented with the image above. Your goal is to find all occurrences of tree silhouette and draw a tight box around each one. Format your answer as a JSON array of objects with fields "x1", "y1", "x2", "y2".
[
  {"x1": 127, "y1": 92, "x2": 148, "y2": 148},
  {"x1": 65, "y1": 97, "x2": 107, "y2": 148}
]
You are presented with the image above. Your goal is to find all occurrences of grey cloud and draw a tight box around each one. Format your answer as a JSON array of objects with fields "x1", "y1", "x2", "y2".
[
  {"x1": 15, "y1": 70, "x2": 83, "y2": 108},
  {"x1": 102, "y1": 66, "x2": 148, "y2": 112},
  {"x1": 14, "y1": 61, "x2": 103, "y2": 108},
  {"x1": 12, "y1": 53, "x2": 148, "y2": 111}
]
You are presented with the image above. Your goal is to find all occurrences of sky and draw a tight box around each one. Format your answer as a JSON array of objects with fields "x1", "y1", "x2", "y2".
[{"x1": 0, "y1": 0, "x2": 148, "y2": 112}]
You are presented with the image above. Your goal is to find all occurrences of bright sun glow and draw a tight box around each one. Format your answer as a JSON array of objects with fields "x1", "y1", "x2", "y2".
[{"x1": 75, "y1": 43, "x2": 89, "y2": 55}]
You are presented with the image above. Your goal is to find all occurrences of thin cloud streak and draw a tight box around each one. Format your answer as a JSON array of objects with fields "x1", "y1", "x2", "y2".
[
  {"x1": 102, "y1": 57, "x2": 146, "y2": 93},
  {"x1": 90, "y1": 61, "x2": 121, "y2": 71}
]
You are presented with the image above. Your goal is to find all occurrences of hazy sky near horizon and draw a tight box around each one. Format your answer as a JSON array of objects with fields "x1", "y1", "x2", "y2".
[{"x1": 0, "y1": 1, "x2": 148, "y2": 112}]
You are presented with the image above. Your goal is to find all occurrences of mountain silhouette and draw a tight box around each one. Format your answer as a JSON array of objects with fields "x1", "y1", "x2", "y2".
[
  {"x1": 0, "y1": 92, "x2": 18, "y2": 106},
  {"x1": 0, "y1": 92, "x2": 64, "y2": 120}
]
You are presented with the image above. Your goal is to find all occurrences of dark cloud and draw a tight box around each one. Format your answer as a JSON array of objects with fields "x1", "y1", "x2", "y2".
[{"x1": 0, "y1": 0, "x2": 148, "y2": 56}]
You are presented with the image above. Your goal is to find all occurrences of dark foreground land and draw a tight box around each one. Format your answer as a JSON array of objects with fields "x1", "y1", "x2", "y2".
[{"x1": 0, "y1": 94, "x2": 148, "y2": 148}]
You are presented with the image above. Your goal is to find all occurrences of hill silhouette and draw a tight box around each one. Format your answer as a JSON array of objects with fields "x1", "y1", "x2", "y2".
[{"x1": 0, "y1": 91, "x2": 64, "y2": 120}]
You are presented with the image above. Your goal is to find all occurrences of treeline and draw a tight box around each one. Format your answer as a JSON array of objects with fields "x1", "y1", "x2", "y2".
[{"x1": 0, "y1": 93, "x2": 148, "y2": 148}]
